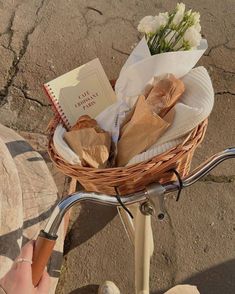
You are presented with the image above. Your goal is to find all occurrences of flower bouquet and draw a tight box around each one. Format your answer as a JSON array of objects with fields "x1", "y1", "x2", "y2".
[{"x1": 138, "y1": 3, "x2": 202, "y2": 54}]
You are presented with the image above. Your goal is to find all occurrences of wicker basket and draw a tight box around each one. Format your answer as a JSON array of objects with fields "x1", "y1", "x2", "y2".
[{"x1": 48, "y1": 113, "x2": 208, "y2": 196}]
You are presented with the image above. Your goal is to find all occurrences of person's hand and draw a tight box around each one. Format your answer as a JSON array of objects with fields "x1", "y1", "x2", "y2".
[{"x1": 0, "y1": 241, "x2": 50, "y2": 294}]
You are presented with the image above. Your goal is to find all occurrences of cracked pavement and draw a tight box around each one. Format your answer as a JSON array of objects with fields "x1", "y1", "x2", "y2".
[{"x1": 0, "y1": 0, "x2": 234, "y2": 293}]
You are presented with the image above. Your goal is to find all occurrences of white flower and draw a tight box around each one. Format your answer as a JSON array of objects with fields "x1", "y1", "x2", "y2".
[
  {"x1": 194, "y1": 22, "x2": 201, "y2": 32},
  {"x1": 191, "y1": 11, "x2": 200, "y2": 24},
  {"x1": 183, "y1": 26, "x2": 202, "y2": 48},
  {"x1": 155, "y1": 12, "x2": 169, "y2": 28},
  {"x1": 172, "y1": 2, "x2": 185, "y2": 25},
  {"x1": 186, "y1": 9, "x2": 192, "y2": 16},
  {"x1": 137, "y1": 16, "x2": 159, "y2": 35}
]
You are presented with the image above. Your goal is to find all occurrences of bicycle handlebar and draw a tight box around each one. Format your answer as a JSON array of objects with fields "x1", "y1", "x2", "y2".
[
  {"x1": 163, "y1": 147, "x2": 235, "y2": 193},
  {"x1": 31, "y1": 147, "x2": 235, "y2": 286}
]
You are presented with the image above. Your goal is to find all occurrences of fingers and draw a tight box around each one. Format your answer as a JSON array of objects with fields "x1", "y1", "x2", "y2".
[
  {"x1": 36, "y1": 271, "x2": 50, "y2": 293},
  {"x1": 19, "y1": 240, "x2": 35, "y2": 260},
  {"x1": 13, "y1": 240, "x2": 35, "y2": 272}
]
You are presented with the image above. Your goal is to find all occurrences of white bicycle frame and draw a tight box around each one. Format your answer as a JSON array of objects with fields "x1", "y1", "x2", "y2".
[
  {"x1": 118, "y1": 181, "x2": 166, "y2": 293},
  {"x1": 118, "y1": 205, "x2": 154, "y2": 294}
]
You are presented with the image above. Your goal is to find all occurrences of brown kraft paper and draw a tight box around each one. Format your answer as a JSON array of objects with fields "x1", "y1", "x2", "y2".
[
  {"x1": 117, "y1": 95, "x2": 174, "y2": 166},
  {"x1": 146, "y1": 74, "x2": 185, "y2": 117},
  {"x1": 64, "y1": 128, "x2": 111, "y2": 168}
]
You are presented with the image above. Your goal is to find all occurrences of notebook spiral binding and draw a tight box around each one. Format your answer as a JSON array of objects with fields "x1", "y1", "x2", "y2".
[{"x1": 44, "y1": 84, "x2": 71, "y2": 130}]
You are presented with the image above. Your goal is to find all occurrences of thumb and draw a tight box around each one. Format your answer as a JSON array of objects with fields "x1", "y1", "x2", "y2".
[{"x1": 36, "y1": 271, "x2": 50, "y2": 293}]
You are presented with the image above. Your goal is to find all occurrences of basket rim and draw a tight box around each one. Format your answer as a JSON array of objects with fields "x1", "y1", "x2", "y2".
[{"x1": 47, "y1": 117, "x2": 208, "y2": 172}]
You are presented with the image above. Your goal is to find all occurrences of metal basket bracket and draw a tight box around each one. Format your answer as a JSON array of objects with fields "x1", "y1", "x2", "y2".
[{"x1": 140, "y1": 182, "x2": 166, "y2": 220}]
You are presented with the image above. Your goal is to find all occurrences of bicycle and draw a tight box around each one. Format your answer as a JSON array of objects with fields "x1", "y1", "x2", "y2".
[{"x1": 31, "y1": 147, "x2": 235, "y2": 293}]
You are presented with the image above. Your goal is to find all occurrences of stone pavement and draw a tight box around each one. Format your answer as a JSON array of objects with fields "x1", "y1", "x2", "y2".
[{"x1": 0, "y1": 0, "x2": 234, "y2": 293}]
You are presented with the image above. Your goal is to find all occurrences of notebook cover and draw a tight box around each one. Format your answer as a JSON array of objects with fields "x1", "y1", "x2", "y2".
[{"x1": 44, "y1": 58, "x2": 116, "y2": 129}]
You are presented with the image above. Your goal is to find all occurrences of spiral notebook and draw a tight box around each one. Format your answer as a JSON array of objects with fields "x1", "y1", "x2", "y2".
[{"x1": 44, "y1": 58, "x2": 116, "y2": 129}]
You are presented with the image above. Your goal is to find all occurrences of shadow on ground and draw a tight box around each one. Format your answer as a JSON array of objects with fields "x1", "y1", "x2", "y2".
[
  {"x1": 64, "y1": 202, "x2": 117, "y2": 255},
  {"x1": 154, "y1": 259, "x2": 235, "y2": 294},
  {"x1": 63, "y1": 259, "x2": 235, "y2": 293},
  {"x1": 68, "y1": 284, "x2": 99, "y2": 294}
]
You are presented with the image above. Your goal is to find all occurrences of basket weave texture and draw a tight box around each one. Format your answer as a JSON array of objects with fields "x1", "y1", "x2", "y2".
[{"x1": 48, "y1": 114, "x2": 208, "y2": 196}]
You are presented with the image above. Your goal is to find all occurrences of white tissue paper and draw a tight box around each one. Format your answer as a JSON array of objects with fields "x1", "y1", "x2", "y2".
[
  {"x1": 115, "y1": 37, "x2": 208, "y2": 99},
  {"x1": 53, "y1": 124, "x2": 81, "y2": 165}
]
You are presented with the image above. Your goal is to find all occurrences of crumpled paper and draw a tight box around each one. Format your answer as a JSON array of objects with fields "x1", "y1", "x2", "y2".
[
  {"x1": 64, "y1": 116, "x2": 111, "y2": 168},
  {"x1": 117, "y1": 74, "x2": 185, "y2": 166},
  {"x1": 145, "y1": 74, "x2": 185, "y2": 117},
  {"x1": 117, "y1": 95, "x2": 174, "y2": 166}
]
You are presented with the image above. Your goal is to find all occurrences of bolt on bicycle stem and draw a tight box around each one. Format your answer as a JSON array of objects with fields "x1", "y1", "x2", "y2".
[{"x1": 141, "y1": 183, "x2": 166, "y2": 219}]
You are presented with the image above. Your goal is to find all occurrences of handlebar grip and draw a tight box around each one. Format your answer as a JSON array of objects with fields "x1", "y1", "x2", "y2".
[{"x1": 32, "y1": 230, "x2": 57, "y2": 287}]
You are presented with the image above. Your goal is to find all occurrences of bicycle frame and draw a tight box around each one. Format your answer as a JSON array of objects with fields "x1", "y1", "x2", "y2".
[{"x1": 31, "y1": 147, "x2": 235, "y2": 292}]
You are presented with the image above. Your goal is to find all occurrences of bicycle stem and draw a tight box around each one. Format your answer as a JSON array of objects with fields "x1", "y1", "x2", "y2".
[{"x1": 31, "y1": 147, "x2": 235, "y2": 286}]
